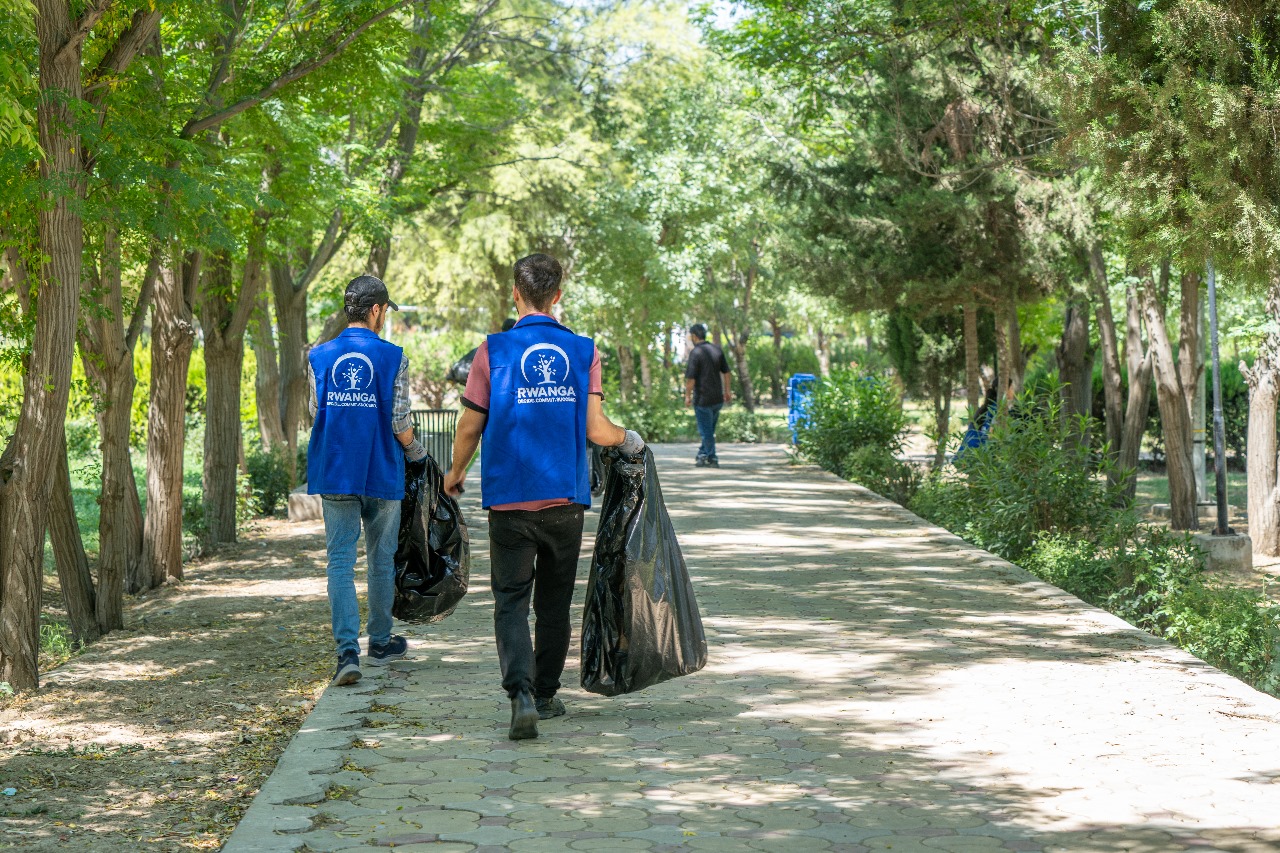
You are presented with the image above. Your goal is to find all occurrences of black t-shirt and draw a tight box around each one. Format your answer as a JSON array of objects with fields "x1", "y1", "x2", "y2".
[{"x1": 685, "y1": 341, "x2": 731, "y2": 407}]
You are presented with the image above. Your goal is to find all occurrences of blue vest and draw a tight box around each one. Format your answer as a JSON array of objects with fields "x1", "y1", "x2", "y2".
[
  {"x1": 307, "y1": 328, "x2": 405, "y2": 500},
  {"x1": 482, "y1": 316, "x2": 595, "y2": 508}
]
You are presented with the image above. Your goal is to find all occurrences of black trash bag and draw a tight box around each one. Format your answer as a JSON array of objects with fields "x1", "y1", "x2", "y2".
[
  {"x1": 445, "y1": 347, "x2": 477, "y2": 386},
  {"x1": 581, "y1": 446, "x2": 707, "y2": 696},
  {"x1": 393, "y1": 455, "x2": 470, "y2": 623}
]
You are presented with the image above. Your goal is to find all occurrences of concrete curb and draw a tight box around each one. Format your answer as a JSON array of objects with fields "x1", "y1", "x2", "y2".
[{"x1": 221, "y1": 667, "x2": 390, "y2": 852}]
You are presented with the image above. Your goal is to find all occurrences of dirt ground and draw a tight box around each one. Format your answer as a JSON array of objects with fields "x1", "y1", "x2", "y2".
[{"x1": 0, "y1": 518, "x2": 337, "y2": 851}]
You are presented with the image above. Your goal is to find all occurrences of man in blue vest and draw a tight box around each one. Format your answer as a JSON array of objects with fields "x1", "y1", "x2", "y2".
[
  {"x1": 307, "y1": 275, "x2": 429, "y2": 688},
  {"x1": 444, "y1": 253, "x2": 643, "y2": 740}
]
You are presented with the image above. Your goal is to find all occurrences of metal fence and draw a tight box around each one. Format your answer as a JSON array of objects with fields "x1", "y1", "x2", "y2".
[{"x1": 410, "y1": 409, "x2": 459, "y2": 472}]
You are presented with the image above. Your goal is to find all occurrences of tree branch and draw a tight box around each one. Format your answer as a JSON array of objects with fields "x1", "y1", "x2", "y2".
[
  {"x1": 84, "y1": 8, "x2": 162, "y2": 109},
  {"x1": 180, "y1": 1, "x2": 412, "y2": 138},
  {"x1": 56, "y1": 0, "x2": 113, "y2": 64},
  {"x1": 125, "y1": 249, "x2": 163, "y2": 352}
]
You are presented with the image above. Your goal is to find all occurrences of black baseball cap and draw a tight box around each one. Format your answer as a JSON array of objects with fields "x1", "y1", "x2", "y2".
[{"x1": 345, "y1": 275, "x2": 399, "y2": 311}]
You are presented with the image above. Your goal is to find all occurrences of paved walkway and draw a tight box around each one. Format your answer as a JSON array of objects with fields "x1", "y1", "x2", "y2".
[{"x1": 224, "y1": 444, "x2": 1280, "y2": 853}]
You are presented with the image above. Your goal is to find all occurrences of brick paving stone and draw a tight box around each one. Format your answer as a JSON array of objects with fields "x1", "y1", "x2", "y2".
[{"x1": 223, "y1": 445, "x2": 1280, "y2": 853}]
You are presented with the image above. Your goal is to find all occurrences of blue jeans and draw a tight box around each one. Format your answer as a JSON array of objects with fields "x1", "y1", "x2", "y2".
[
  {"x1": 694, "y1": 404, "x2": 722, "y2": 460},
  {"x1": 322, "y1": 495, "x2": 400, "y2": 657}
]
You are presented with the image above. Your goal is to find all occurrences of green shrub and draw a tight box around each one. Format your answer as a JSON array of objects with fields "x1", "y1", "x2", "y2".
[
  {"x1": 247, "y1": 445, "x2": 293, "y2": 516},
  {"x1": 717, "y1": 406, "x2": 762, "y2": 443},
  {"x1": 1158, "y1": 580, "x2": 1280, "y2": 694},
  {"x1": 795, "y1": 371, "x2": 917, "y2": 502},
  {"x1": 606, "y1": 386, "x2": 695, "y2": 443},
  {"x1": 748, "y1": 336, "x2": 821, "y2": 403},
  {"x1": 843, "y1": 444, "x2": 921, "y2": 505},
  {"x1": 912, "y1": 384, "x2": 1124, "y2": 562},
  {"x1": 796, "y1": 370, "x2": 909, "y2": 472}
]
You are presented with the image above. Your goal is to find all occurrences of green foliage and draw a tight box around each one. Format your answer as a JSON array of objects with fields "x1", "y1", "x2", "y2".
[
  {"x1": 911, "y1": 386, "x2": 1124, "y2": 562},
  {"x1": 38, "y1": 618, "x2": 80, "y2": 670},
  {"x1": 797, "y1": 370, "x2": 908, "y2": 465},
  {"x1": 606, "y1": 386, "x2": 695, "y2": 443},
  {"x1": 747, "y1": 336, "x2": 819, "y2": 403},
  {"x1": 796, "y1": 370, "x2": 917, "y2": 501},
  {"x1": 1057, "y1": 2, "x2": 1280, "y2": 279},
  {"x1": 1027, "y1": 526, "x2": 1280, "y2": 695},
  {"x1": 912, "y1": 381, "x2": 1280, "y2": 696},
  {"x1": 246, "y1": 446, "x2": 293, "y2": 517},
  {"x1": 396, "y1": 325, "x2": 476, "y2": 409},
  {"x1": 717, "y1": 406, "x2": 763, "y2": 443}
]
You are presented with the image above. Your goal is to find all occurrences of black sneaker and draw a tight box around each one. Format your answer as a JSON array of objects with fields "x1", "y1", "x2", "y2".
[
  {"x1": 368, "y1": 635, "x2": 408, "y2": 666},
  {"x1": 695, "y1": 456, "x2": 708, "y2": 467},
  {"x1": 708, "y1": 456, "x2": 720, "y2": 468},
  {"x1": 536, "y1": 696, "x2": 566, "y2": 720},
  {"x1": 331, "y1": 651, "x2": 361, "y2": 687}
]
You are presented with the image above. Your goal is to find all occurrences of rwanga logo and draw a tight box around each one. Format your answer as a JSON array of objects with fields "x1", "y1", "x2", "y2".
[
  {"x1": 517, "y1": 343, "x2": 577, "y2": 404},
  {"x1": 327, "y1": 352, "x2": 378, "y2": 409}
]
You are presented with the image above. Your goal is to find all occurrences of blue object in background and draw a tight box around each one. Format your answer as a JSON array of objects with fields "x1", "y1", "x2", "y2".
[{"x1": 787, "y1": 373, "x2": 817, "y2": 444}]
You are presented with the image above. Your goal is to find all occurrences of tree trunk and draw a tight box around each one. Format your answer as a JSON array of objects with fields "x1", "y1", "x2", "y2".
[
  {"x1": 963, "y1": 301, "x2": 981, "y2": 417},
  {"x1": 731, "y1": 337, "x2": 756, "y2": 412},
  {"x1": 367, "y1": 9, "x2": 434, "y2": 279},
  {"x1": 95, "y1": 359, "x2": 144, "y2": 603},
  {"x1": 815, "y1": 325, "x2": 830, "y2": 376},
  {"x1": 142, "y1": 256, "x2": 199, "y2": 586},
  {"x1": 1056, "y1": 299, "x2": 1092, "y2": 445},
  {"x1": 639, "y1": 352, "x2": 653, "y2": 397},
  {"x1": 202, "y1": 335, "x2": 245, "y2": 547},
  {"x1": 769, "y1": 315, "x2": 784, "y2": 403},
  {"x1": 618, "y1": 345, "x2": 635, "y2": 404},
  {"x1": 198, "y1": 242, "x2": 264, "y2": 548},
  {"x1": 1089, "y1": 244, "x2": 1124, "y2": 467},
  {"x1": 932, "y1": 381, "x2": 952, "y2": 468},
  {"x1": 271, "y1": 263, "x2": 310, "y2": 483},
  {"x1": 251, "y1": 292, "x2": 287, "y2": 451},
  {"x1": 77, "y1": 232, "x2": 151, "y2": 610},
  {"x1": 1006, "y1": 303, "x2": 1026, "y2": 396},
  {"x1": 1118, "y1": 281, "x2": 1153, "y2": 501},
  {"x1": 50, "y1": 435, "x2": 99, "y2": 643},
  {"x1": 993, "y1": 304, "x2": 1010, "y2": 400},
  {"x1": 1177, "y1": 270, "x2": 1203, "y2": 421},
  {"x1": 0, "y1": 1, "x2": 86, "y2": 691},
  {"x1": 1242, "y1": 276, "x2": 1280, "y2": 555},
  {"x1": 1140, "y1": 274, "x2": 1198, "y2": 530}
]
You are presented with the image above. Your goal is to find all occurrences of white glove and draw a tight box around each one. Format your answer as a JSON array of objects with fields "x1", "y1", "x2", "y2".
[{"x1": 617, "y1": 429, "x2": 645, "y2": 457}]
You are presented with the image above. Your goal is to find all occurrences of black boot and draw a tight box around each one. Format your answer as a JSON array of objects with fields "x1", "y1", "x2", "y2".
[{"x1": 509, "y1": 691, "x2": 538, "y2": 740}]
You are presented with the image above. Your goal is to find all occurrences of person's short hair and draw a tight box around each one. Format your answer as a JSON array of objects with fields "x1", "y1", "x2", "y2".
[
  {"x1": 344, "y1": 274, "x2": 397, "y2": 323},
  {"x1": 501, "y1": 317, "x2": 517, "y2": 332},
  {"x1": 513, "y1": 254, "x2": 562, "y2": 311},
  {"x1": 689, "y1": 323, "x2": 708, "y2": 340}
]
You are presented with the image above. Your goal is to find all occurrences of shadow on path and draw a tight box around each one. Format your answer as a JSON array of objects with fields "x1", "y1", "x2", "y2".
[{"x1": 224, "y1": 444, "x2": 1280, "y2": 853}]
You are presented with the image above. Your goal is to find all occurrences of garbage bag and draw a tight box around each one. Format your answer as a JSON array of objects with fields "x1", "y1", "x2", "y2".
[
  {"x1": 445, "y1": 347, "x2": 477, "y2": 386},
  {"x1": 393, "y1": 455, "x2": 470, "y2": 623},
  {"x1": 581, "y1": 446, "x2": 707, "y2": 696}
]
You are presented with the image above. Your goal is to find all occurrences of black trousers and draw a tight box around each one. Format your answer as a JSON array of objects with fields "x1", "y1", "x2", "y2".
[{"x1": 488, "y1": 504, "x2": 586, "y2": 699}]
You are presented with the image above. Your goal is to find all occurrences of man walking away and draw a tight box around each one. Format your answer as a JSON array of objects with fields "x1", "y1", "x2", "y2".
[
  {"x1": 308, "y1": 275, "x2": 429, "y2": 688},
  {"x1": 444, "y1": 253, "x2": 643, "y2": 740},
  {"x1": 684, "y1": 323, "x2": 733, "y2": 467}
]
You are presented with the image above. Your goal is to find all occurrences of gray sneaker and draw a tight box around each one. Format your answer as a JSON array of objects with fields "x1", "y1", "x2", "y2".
[{"x1": 536, "y1": 696, "x2": 566, "y2": 720}]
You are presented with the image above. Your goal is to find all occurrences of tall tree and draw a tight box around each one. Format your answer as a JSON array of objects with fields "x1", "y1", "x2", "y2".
[
  {"x1": 1056, "y1": 1, "x2": 1280, "y2": 535},
  {"x1": 0, "y1": 0, "x2": 94, "y2": 691}
]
